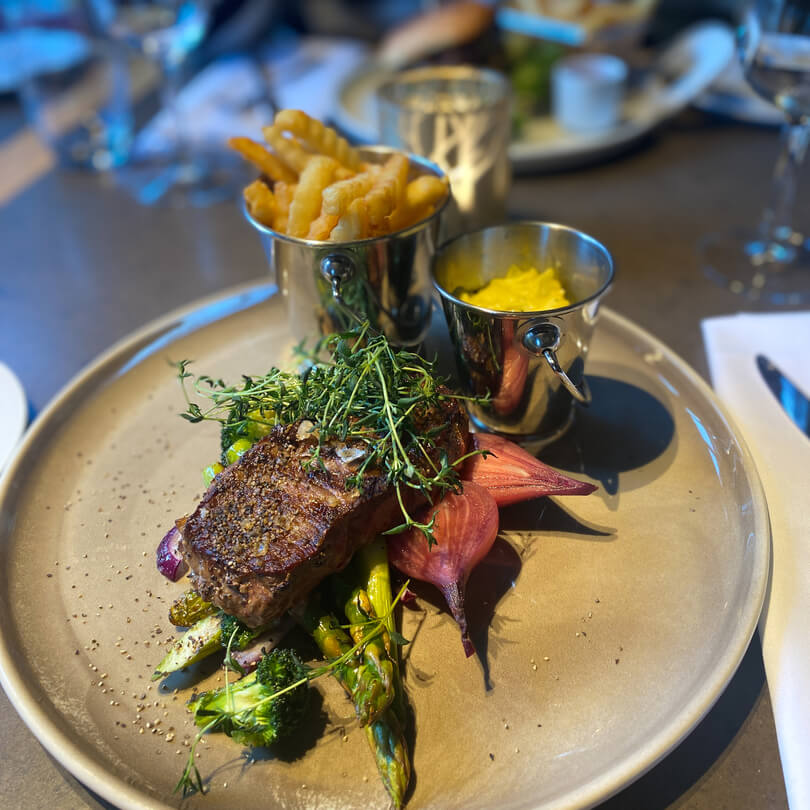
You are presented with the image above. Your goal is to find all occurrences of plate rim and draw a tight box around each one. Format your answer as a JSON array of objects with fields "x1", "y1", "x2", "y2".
[
  {"x1": 554, "y1": 307, "x2": 771, "y2": 808},
  {"x1": 0, "y1": 282, "x2": 770, "y2": 810}
]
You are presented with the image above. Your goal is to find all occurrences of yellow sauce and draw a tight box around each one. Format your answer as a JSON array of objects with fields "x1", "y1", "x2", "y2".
[{"x1": 459, "y1": 265, "x2": 570, "y2": 311}]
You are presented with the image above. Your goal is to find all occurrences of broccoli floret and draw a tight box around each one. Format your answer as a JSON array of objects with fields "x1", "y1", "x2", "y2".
[
  {"x1": 189, "y1": 649, "x2": 310, "y2": 748},
  {"x1": 255, "y1": 649, "x2": 311, "y2": 738},
  {"x1": 219, "y1": 612, "x2": 259, "y2": 651}
]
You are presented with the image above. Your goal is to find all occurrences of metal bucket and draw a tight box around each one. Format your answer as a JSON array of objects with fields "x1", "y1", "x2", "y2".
[
  {"x1": 244, "y1": 146, "x2": 449, "y2": 346},
  {"x1": 433, "y1": 222, "x2": 615, "y2": 445}
]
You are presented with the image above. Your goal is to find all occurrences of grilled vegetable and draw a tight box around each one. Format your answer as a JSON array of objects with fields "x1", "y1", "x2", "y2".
[
  {"x1": 388, "y1": 483, "x2": 499, "y2": 657},
  {"x1": 168, "y1": 589, "x2": 217, "y2": 627}
]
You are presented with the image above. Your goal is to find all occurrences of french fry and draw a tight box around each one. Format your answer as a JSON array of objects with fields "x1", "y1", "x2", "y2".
[
  {"x1": 262, "y1": 125, "x2": 313, "y2": 175},
  {"x1": 307, "y1": 213, "x2": 339, "y2": 241},
  {"x1": 331, "y1": 197, "x2": 369, "y2": 242},
  {"x1": 364, "y1": 154, "x2": 410, "y2": 233},
  {"x1": 241, "y1": 113, "x2": 448, "y2": 242},
  {"x1": 243, "y1": 180, "x2": 276, "y2": 228},
  {"x1": 287, "y1": 157, "x2": 339, "y2": 238},
  {"x1": 322, "y1": 170, "x2": 378, "y2": 217},
  {"x1": 387, "y1": 175, "x2": 449, "y2": 231},
  {"x1": 404, "y1": 174, "x2": 449, "y2": 210},
  {"x1": 227, "y1": 136, "x2": 297, "y2": 184},
  {"x1": 274, "y1": 109, "x2": 362, "y2": 172},
  {"x1": 272, "y1": 181, "x2": 296, "y2": 233},
  {"x1": 407, "y1": 203, "x2": 436, "y2": 225}
]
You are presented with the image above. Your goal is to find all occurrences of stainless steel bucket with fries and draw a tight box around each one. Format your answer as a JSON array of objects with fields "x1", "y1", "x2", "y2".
[{"x1": 244, "y1": 146, "x2": 449, "y2": 346}]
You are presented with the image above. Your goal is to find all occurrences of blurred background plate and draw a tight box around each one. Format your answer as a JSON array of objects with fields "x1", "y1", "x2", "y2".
[
  {"x1": 0, "y1": 282, "x2": 769, "y2": 810},
  {"x1": 334, "y1": 20, "x2": 735, "y2": 173},
  {"x1": 694, "y1": 56, "x2": 784, "y2": 126}
]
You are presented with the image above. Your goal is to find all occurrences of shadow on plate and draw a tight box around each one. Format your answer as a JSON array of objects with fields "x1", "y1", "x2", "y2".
[
  {"x1": 398, "y1": 537, "x2": 521, "y2": 692},
  {"x1": 499, "y1": 496, "x2": 615, "y2": 540},
  {"x1": 541, "y1": 375, "x2": 676, "y2": 495}
]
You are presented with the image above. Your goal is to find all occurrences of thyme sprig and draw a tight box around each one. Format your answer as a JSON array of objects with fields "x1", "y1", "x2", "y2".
[
  {"x1": 175, "y1": 581, "x2": 411, "y2": 796},
  {"x1": 176, "y1": 323, "x2": 485, "y2": 546}
]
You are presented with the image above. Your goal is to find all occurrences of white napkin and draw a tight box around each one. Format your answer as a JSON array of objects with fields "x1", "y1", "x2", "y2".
[
  {"x1": 134, "y1": 37, "x2": 369, "y2": 157},
  {"x1": 702, "y1": 312, "x2": 810, "y2": 810},
  {"x1": 0, "y1": 361, "x2": 27, "y2": 473}
]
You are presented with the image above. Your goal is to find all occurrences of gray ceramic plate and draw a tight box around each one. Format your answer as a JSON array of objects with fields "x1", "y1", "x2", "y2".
[{"x1": 0, "y1": 283, "x2": 769, "y2": 810}]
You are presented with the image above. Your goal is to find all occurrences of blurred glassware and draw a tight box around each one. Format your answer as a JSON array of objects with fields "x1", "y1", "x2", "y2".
[
  {"x1": 376, "y1": 65, "x2": 511, "y2": 238},
  {"x1": 3, "y1": 0, "x2": 136, "y2": 170},
  {"x1": 701, "y1": 0, "x2": 810, "y2": 305},
  {"x1": 94, "y1": 0, "x2": 246, "y2": 206}
]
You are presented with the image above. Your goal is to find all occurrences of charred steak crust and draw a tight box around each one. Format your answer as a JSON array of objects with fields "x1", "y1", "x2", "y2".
[{"x1": 180, "y1": 397, "x2": 468, "y2": 627}]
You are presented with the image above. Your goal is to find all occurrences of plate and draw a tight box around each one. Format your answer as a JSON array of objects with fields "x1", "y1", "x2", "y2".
[
  {"x1": 0, "y1": 361, "x2": 27, "y2": 472},
  {"x1": 695, "y1": 57, "x2": 784, "y2": 126},
  {"x1": 0, "y1": 283, "x2": 769, "y2": 810},
  {"x1": 332, "y1": 21, "x2": 734, "y2": 173}
]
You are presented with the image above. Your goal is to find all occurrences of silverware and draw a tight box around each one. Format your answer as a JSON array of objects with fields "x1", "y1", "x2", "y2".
[{"x1": 756, "y1": 354, "x2": 810, "y2": 437}]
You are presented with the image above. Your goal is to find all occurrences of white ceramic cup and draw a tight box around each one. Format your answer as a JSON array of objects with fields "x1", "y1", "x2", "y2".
[{"x1": 552, "y1": 53, "x2": 628, "y2": 133}]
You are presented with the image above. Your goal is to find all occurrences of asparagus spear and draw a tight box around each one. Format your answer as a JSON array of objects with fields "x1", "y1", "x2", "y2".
[
  {"x1": 153, "y1": 608, "x2": 277, "y2": 681},
  {"x1": 342, "y1": 587, "x2": 394, "y2": 700},
  {"x1": 296, "y1": 596, "x2": 394, "y2": 726},
  {"x1": 366, "y1": 711, "x2": 411, "y2": 810},
  {"x1": 359, "y1": 540, "x2": 406, "y2": 719},
  {"x1": 356, "y1": 539, "x2": 411, "y2": 809},
  {"x1": 152, "y1": 613, "x2": 222, "y2": 681},
  {"x1": 299, "y1": 545, "x2": 411, "y2": 808}
]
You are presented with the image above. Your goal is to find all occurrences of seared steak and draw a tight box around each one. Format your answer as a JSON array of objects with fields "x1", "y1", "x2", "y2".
[{"x1": 179, "y1": 398, "x2": 468, "y2": 627}]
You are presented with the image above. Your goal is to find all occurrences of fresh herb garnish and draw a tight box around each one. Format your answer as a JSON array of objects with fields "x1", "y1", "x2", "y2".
[{"x1": 176, "y1": 323, "x2": 484, "y2": 546}]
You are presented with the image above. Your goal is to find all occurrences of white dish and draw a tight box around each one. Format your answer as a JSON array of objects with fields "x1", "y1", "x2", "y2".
[
  {"x1": 333, "y1": 21, "x2": 735, "y2": 172},
  {"x1": 695, "y1": 55, "x2": 784, "y2": 126},
  {"x1": 0, "y1": 361, "x2": 27, "y2": 472},
  {"x1": 0, "y1": 283, "x2": 768, "y2": 809}
]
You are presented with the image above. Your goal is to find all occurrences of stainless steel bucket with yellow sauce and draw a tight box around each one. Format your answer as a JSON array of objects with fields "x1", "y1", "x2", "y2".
[{"x1": 432, "y1": 222, "x2": 615, "y2": 445}]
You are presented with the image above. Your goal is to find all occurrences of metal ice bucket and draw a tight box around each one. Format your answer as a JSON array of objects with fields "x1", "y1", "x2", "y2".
[
  {"x1": 244, "y1": 146, "x2": 449, "y2": 346},
  {"x1": 433, "y1": 222, "x2": 615, "y2": 445}
]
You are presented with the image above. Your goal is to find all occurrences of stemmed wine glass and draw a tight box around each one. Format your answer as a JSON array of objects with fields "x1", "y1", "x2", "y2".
[
  {"x1": 92, "y1": 0, "x2": 241, "y2": 206},
  {"x1": 701, "y1": 0, "x2": 810, "y2": 304}
]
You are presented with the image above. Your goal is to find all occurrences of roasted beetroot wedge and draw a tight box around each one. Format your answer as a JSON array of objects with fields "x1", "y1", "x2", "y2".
[
  {"x1": 387, "y1": 482, "x2": 499, "y2": 658},
  {"x1": 462, "y1": 432, "x2": 596, "y2": 507}
]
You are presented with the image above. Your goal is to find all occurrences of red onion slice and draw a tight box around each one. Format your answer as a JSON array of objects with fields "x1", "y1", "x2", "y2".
[
  {"x1": 156, "y1": 526, "x2": 188, "y2": 582},
  {"x1": 231, "y1": 616, "x2": 294, "y2": 672}
]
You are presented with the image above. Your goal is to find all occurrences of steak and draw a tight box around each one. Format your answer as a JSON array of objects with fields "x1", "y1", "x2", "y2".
[{"x1": 179, "y1": 397, "x2": 469, "y2": 627}]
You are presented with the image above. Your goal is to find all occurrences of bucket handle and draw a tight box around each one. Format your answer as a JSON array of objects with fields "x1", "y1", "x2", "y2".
[
  {"x1": 521, "y1": 322, "x2": 591, "y2": 405},
  {"x1": 320, "y1": 253, "x2": 359, "y2": 318}
]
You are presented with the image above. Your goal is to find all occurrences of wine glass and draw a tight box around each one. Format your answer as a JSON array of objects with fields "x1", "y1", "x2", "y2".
[
  {"x1": 95, "y1": 0, "x2": 242, "y2": 206},
  {"x1": 701, "y1": 0, "x2": 810, "y2": 305}
]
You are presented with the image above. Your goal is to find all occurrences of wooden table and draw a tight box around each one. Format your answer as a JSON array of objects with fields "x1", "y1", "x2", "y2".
[{"x1": 0, "y1": 106, "x2": 796, "y2": 809}]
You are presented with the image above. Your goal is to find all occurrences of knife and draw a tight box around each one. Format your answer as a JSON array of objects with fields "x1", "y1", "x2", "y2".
[{"x1": 756, "y1": 354, "x2": 810, "y2": 437}]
